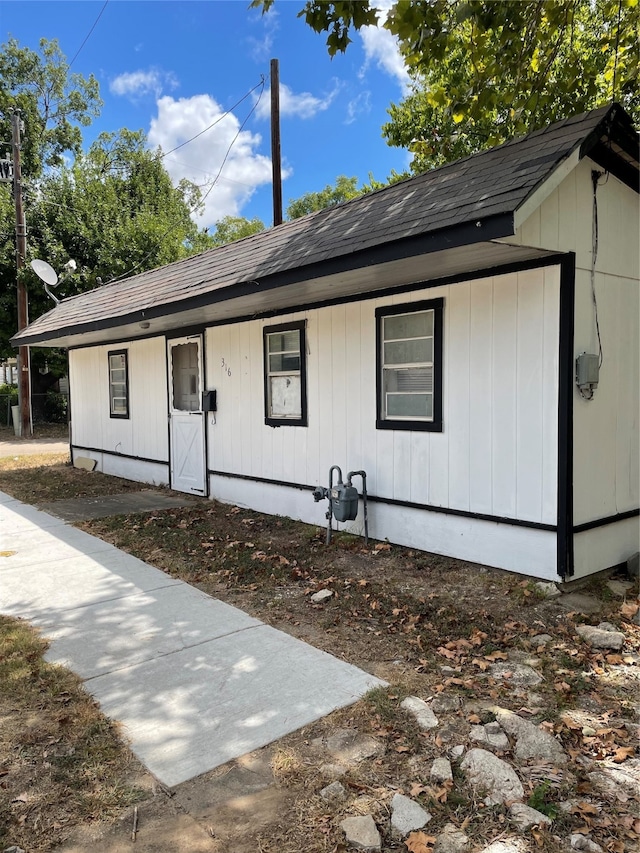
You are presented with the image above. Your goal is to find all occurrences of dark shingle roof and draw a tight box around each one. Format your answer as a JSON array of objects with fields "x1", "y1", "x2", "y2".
[{"x1": 13, "y1": 103, "x2": 638, "y2": 347}]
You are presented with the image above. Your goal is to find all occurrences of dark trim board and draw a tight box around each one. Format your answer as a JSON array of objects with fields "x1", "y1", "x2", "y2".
[
  {"x1": 72, "y1": 445, "x2": 169, "y2": 467},
  {"x1": 557, "y1": 254, "x2": 576, "y2": 580},
  {"x1": 60, "y1": 254, "x2": 566, "y2": 353},
  {"x1": 574, "y1": 508, "x2": 640, "y2": 534},
  {"x1": 209, "y1": 469, "x2": 316, "y2": 493},
  {"x1": 208, "y1": 469, "x2": 557, "y2": 532},
  {"x1": 22, "y1": 214, "x2": 519, "y2": 348},
  {"x1": 556, "y1": 255, "x2": 575, "y2": 578}
]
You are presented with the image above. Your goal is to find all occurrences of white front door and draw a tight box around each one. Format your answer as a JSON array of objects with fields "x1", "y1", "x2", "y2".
[{"x1": 168, "y1": 336, "x2": 206, "y2": 495}]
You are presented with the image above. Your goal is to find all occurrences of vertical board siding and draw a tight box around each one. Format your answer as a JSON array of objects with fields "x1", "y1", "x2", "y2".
[
  {"x1": 491, "y1": 275, "x2": 518, "y2": 519},
  {"x1": 70, "y1": 338, "x2": 168, "y2": 462},
  {"x1": 129, "y1": 338, "x2": 168, "y2": 461},
  {"x1": 616, "y1": 279, "x2": 640, "y2": 511},
  {"x1": 515, "y1": 269, "x2": 545, "y2": 521},
  {"x1": 330, "y1": 305, "x2": 348, "y2": 474},
  {"x1": 512, "y1": 158, "x2": 638, "y2": 560},
  {"x1": 305, "y1": 314, "x2": 321, "y2": 485},
  {"x1": 573, "y1": 271, "x2": 639, "y2": 522},
  {"x1": 541, "y1": 267, "x2": 560, "y2": 521},
  {"x1": 359, "y1": 302, "x2": 378, "y2": 493},
  {"x1": 344, "y1": 302, "x2": 363, "y2": 482},
  {"x1": 205, "y1": 267, "x2": 559, "y2": 526},
  {"x1": 468, "y1": 278, "x2": 493, "y2": 514},
  {"x1": 70, "y1": 348, "x2": 106, "y2": 450},
  {"x1": 447, "y1": 282, "x2": 471, "y2": 511}
]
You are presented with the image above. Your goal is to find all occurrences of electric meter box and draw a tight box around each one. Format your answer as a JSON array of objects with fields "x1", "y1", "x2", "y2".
[
  {"x1": 202, "y1": 390, "x2": 217, "y2": 412},
  {"x1": 576, "y1": 353, "x2": 599, "y2": 389},
  {"x1": 330, "y1": 483, "x2": 359, "y2": 522}
]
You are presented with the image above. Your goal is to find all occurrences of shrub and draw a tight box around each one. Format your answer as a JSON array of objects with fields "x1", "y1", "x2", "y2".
[
  {"x1": 44, "y1": 390, "x2": 68, "y2": 424},
  {"x1": 0, "y1": 383, "x2": 18, "y2": 426}
]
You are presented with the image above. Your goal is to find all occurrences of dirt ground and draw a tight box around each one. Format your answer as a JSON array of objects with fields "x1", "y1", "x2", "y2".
[{"x1": 0, "y1": 454, "x2": 638, "y2": 852}]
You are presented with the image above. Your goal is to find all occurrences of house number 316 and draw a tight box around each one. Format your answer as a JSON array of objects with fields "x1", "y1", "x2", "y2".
[{"x1": 221, "y1": 358, "x2": 231, "y2": 377}]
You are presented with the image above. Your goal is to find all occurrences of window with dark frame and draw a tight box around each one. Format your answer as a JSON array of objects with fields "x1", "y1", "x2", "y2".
[
  {"x1": 108, "y1": 350, "x2": 129, "y2": 419},
  {"x1": 376, "y1": 298, "x2": 443, "y2": 432},
  {"x1": 263, "y1": 321, "x2": 307, "y2": 427}
]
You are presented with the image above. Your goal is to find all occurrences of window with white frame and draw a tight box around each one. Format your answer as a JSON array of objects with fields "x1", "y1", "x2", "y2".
[
  {"x1": 108, "y1": 350, "x2": 129, "y2": 418},
  {"x1": 376, "y1": 298, "x2": 443, "y2": 431},
  {"x1": 263, "y1": 321, "x2": 307, "y2": 426}
]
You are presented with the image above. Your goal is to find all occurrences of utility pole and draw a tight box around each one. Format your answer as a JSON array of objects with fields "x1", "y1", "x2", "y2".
[
  {"x1": 11, "y1": 110, "x2": 31, "y2": 437},
  {"x1": 270, "y1": 58, "x2": 283, "y2": 227}
]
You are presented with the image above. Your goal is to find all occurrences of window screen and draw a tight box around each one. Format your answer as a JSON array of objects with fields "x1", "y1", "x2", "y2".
[
  {"x1": 263, "y1": 322, "x2": 307, "y2": 426},
  {"x1": 376, "y1": 299, "x2": 443, "y2": 432},
  {"x1": 108, "y1": 351, "x2": 129, "y2": 418}
]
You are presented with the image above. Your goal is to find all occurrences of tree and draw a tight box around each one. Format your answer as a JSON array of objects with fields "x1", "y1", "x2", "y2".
[
  {"x1": 0, "y1": 37, "x2": 102, "y2": 177},
  {"x1": 254, "y1": 1, "x2": 639, "y2": 170},
  {"x1": 286, "y1": 175, "x2": 363, "y2": 219},
  {"x1": 0, "y1": 129, "x2": 212, "y2": 359},
  {"x1": 0, "y1": 37, "x2": 214, "y2": 365},
  {"x1": 208, "y1": 215, "x2": 265, "y2": 246}
]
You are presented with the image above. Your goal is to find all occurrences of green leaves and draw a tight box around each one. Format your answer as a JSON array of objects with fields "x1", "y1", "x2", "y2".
[
  {"x1": 0, "y1": 37, "x2": 102, "y2": 177},
  {"x1": 286, "y1": 174, "x2": 363, "y2": 219},
  {"x1": 208, "y1": 215, "x2": 265, "y2": 247},
  {"x1": 255, "y1": 1, "x2": 639, "y2": 172}
]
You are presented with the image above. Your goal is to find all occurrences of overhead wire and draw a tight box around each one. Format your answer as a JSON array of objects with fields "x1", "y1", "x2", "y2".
[
  {"x1": 17, "y1": 67, "x2": 268, "y2": 286},
  {"x1": 106, "y1": 77, "x2": 267, "y2": 284},
  {"x1": 157, "y1": 76, "x2": 265, "y2": 161},
  {"x1": 68, "y1": 1, "x2": 109, "y2": 69},
  {"x1": 199, "y1": 83, "x2": 265, "y2": 207}
]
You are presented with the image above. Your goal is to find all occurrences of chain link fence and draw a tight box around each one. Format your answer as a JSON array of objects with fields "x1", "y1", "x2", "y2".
[{"x1": 1, "y1": 390, "x2": 69, "y2": 427}]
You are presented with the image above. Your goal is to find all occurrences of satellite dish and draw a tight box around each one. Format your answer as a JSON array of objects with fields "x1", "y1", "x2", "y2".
[{"x1": 30, "y1": 259, "x2": 58, "y2": 286}]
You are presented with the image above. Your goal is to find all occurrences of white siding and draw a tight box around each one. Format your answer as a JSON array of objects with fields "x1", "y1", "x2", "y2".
[
  {"x1": 205, "y1": 266, "x2": 560, "y2": 550},
  {"x1": 70, "y1": 337, "x2": 169, "y2": 465},
  {"x1": 513, "y1": 158, "x2": 640, "y2": 569},
  {"x1": 574, "y1": 518, "x2": 640, "y2": 580},
  {"x1": 210, "y1": 474, "x2": 559, "y2": 580}
]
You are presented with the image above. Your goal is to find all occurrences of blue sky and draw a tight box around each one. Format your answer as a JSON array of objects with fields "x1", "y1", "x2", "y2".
[{"x1": 1, "y1": 0, "x2": 411, "y2": 229}]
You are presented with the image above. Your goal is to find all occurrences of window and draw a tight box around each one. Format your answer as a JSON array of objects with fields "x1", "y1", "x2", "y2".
[
  {"x1": 376, "y1": 298, "x2": 443, "y2": 431},
  {"x1": 263, "y1": 321, "x2": 307, "y2": 426},
  {"x1": 108, "y1": 350, "x2": 129, "y2": 418}
]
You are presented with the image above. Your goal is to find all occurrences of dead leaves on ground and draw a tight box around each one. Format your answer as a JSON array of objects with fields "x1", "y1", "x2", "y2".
[
  {"x1": 620, "y1": 600, "x2": 639, "y2": 620},
  {"x1": 405, "y1": 831, "x2": 436, "y2": 852}
]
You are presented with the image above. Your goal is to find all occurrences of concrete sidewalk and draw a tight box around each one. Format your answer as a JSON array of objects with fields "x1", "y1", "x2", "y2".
[
  {"x1": 0, "y1": 491, "x2": 383, "y2": 787},
  {"x1": 0, "y1": 436, "x2": 70, "y2": 457}
]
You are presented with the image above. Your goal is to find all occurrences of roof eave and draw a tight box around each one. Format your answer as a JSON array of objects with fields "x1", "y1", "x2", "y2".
[{"x1": 12, "y1": 212, "x2": 516, "y2": 349}]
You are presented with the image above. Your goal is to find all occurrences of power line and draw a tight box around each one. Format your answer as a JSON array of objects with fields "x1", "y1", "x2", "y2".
[
  {"x1": 158, "y1": 77, "x2": 265, "y2": 160},
  {"x1": 200, "y1": 82, "x2": 265, "y2": 206},
  {"x1": 107, "y1": 80, "x2": 266, "y2": 285},
  {"x1": 68, "y1": 1, "x2": 109, "y2": 69},
  {"x1": 23, "y1": 75, "x2": 267, "y2": 216},
  {"x1": 38, "y1": 77, "x2": 266, "y2": 181}
]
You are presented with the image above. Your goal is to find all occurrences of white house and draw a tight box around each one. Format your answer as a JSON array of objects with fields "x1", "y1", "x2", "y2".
[{"x1": 14, "y1": 104, "x2": 639, "y2": 583}]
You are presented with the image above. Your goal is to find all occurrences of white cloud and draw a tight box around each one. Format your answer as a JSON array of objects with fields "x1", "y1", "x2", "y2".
[
  {"x1": 110, "y1": 68, "x2": 178, "y2": 99},
  {"x1": 148, "y1": 94, "x2": 274, "y2": 228},
  {"x1": 256, "y1": 81, "x2": 339, "y2": 120},
  {"x1": 346, "y1": 91, "x2": 372, "y2": 124},
  {"x1": 359, "y1": 2, "x2": 410, "y2": 91}
]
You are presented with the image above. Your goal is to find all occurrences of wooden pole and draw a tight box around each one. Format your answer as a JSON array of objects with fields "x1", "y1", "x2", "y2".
[
  {"x1": 11, "y1": 110, "x2": 31, "y2": 437},
  {"x1": 270, "y1": 58, "x2": 283, "y2": 227}
]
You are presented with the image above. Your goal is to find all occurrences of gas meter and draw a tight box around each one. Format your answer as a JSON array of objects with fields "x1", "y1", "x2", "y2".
[
  {"x1": 331, "y1": 482, "x2": 359, "y2": 522},
  {"x1": 313, "y1": 465, "x2": 368, "y2": 545}
]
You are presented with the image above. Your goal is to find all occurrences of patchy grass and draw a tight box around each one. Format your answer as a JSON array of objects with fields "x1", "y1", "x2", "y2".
[
  {"x1": 0, "y1": 454, "x2": 143, "y2": 503},
  {"x1": 0, "y1": 615, "x2": 144, "y2": 852},
  {"x1": 1, "y1": 452, "x2": 639, "y2": 852}
]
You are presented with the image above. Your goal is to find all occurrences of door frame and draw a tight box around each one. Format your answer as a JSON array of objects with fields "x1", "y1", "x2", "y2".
[{"x1": 166, "y1": 334, "x2": 208, "y2": 496}]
